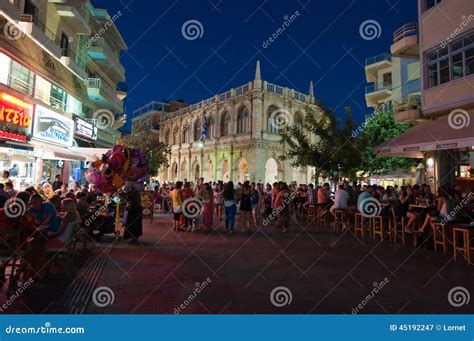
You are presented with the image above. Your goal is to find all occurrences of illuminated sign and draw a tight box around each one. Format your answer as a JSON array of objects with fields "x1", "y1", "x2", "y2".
[
  {"x1": 33, "y1": 105, "x2": 74, "y2": 146},
  {"x1": 74, "y1": 116, "x2": 97, "y2": 141},
  {"x1": 0, "y1": 91, "x2": 33, "y2": 142}
]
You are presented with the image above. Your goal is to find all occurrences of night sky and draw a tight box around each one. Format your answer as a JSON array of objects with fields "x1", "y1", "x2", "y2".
[{"x1": 95, "y1": 0, "x2": 417, "y2": 131}]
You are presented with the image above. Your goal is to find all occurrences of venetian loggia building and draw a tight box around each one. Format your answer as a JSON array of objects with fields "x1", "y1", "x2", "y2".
[{"x1": 132, "y1": 61, "x2": 321, "y2": 184}]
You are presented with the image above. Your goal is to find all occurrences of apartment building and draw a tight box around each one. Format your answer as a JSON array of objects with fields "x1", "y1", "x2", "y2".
[
  {"x1": 375, "y1": 0, "x2": 474, "y2": 188},
  {"x1": 0, "y1": 0, "x2": 127, "y2": 187},
  {"x1": 365, "y1": 23, "x2": 421, "y2": 122}
]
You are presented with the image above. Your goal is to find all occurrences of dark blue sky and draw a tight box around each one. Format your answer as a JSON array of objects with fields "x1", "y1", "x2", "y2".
[{"x1": 97, "y1": 0, "x2": 417, "y2": 131}]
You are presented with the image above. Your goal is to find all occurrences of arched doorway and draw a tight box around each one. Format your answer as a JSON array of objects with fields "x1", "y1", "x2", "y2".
[
  {"x1": 206, "y1": 160, "x2": 214, "y2": 182},
  {"x1": 236, "y1": 158, "x2": 248, "y2": 183},
  {"x1": 161, "y1": 165, "x2": 169, "y2": 182},
  {"x1": 219, "y1": 159, "x2": 230, "y2": 181},
  {"x1": 180, "y1": 160, "x2": 188, "y2": 180},
  {"x1": 265, "y1": 158, "x2": 278, "y2": 184},
  {"x1": 192, "y1": 162, "x2": 200, "y2": 181},
  {"x1": 171, "y1": 162, "x2": 178, "y2": 181}
]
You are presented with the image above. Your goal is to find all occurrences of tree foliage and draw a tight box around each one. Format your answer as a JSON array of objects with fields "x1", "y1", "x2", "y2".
[
  {"x1": 279, "y1": 104, "x2": 363, "y2": 182},
  {"x1": 359, "y1": 109, "x2": 418, "y2": 175},
  {"x1": 125, "y1": 129, "x2": 171, "y2": 176}
]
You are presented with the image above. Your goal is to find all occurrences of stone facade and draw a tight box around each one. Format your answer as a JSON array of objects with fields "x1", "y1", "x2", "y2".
[{"x1": 135, "y1": 62, "x2": 320, "y2": 184}]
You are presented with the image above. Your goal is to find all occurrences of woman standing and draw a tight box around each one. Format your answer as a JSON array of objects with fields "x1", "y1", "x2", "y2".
[
  {"x1": 223, "y1": 182, "x2": 237, "y2": 233},
  {"x1": 240, "y1": 181, "x2": 252, "y2": 233},
  {"x1": 123, "y1": 191, "x2": 143, "y2": 243},
  {"x1": 201, "y1": 183, "x2": 214, "y2": 232},
  {"x1": 214, "y1": 183, "x2": 224, "y2": 222}
]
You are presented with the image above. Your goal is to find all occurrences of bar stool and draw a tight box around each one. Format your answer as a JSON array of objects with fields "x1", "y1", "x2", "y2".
[
  {"x1": 333, "y1": 209, "x2": 345, "y2": 232},
  {"x1": 371, "y1": 215, "x2": 390, "y2": 241},
  {"x1": 432, "y1": 222, "x2": 447, "y2": 255},
  {"x1": 354, "y1": 213, "x2": 364, "y2": 237},
  {"x1": 307, "y1": 204, "x2": 317, "y2": 223},
  {"x1": 390, "y1": 207, "x2": 405, "y2": 246},
  {"x1": 453, "y1": 227, "x2": 472, "y2": 265}
]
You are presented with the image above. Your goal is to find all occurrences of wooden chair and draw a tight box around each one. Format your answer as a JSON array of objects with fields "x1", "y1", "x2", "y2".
[
  {"x1": 46, "y1": 222, "x2": 80, "y2": 278},
  {"x1": 0, "y1": 229, "x2": 22, "y2": 283},
  {"x1": 371, "y1": 215, "x2": 391, "y2": 241},
  {"x1": 453, "y1": 227, "x2": 472, "y2": 265},
  {"x1": 432, "y1": 222, "x2": 447, "y2": 254},
  {"x1": 354, "y1": 213, "x2": 365, "y2": 237},
  {"x1": 389, "y1": 207, "x2": 405, "y2": 246},
  {"x1": 306, "y1": 204, "x2": 317, "y2": 223}
]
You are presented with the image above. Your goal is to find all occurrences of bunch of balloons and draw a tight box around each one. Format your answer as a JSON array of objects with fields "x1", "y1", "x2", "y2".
[{"x1": 85, "y1": 140, "x2": 149, "y2": 194}]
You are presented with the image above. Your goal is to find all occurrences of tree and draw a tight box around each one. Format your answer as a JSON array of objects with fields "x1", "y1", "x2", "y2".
[
  {"x1": 279, "y1": 104, "x2": 363, "y2": 184},
  {"x1": 125, "y1": 129, "x2": 171, "y2": 176},
  {"x1": 359, "y1": 109, "x2": 418, "y2": 175}
]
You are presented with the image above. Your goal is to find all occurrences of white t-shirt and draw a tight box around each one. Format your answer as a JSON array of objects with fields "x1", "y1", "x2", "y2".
[{"x1": 333, "y1": 189, "x2": 348, "y2": 209}]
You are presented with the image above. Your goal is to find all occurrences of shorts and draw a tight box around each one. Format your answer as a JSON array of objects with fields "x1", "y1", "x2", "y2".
[{"x1": 173, "y1": 212, "x2": 182, "y2": 221}]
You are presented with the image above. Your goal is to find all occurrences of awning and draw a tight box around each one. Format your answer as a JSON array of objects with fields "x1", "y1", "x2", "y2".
[
  {"x1": 68, "y1": 147, "x2": 110, "y2": 161},
  {"x1": 374, "y1": 113, "x2": 474, "y2": 158},
  {"x1": 30, "y1": 139, "x2": 86, "y2": 161}
]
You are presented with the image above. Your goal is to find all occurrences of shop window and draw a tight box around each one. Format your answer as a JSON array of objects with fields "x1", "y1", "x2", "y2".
[
  {"x1": 9, "y1": 60, "x2": 34, "y2": 96},
  {"x1": 50, "y1": 84, "x2": 67, "y2": 111}
]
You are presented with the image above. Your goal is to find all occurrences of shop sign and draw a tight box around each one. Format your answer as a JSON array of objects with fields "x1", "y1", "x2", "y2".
[
  {"x1": 33, "y1": 105, "x2": 74, "y2": 146},
  {"x1": 0, "y1": 91, "x2": 33, "y2": 142},
  {"x1": 74, "y1": 117, "x2": 97, "y2": 141},
  {"x1": 403, "y1": 146, "x2": 420, "y2": 152},
  {"x1": 436, "y1": 143, "x2": 457, "y2": 150}
]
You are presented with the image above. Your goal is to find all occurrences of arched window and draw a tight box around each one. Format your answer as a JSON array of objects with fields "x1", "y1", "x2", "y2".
[
  {"x1": 193, "y1": 117, "x2": 201, "y2": 141},
  {"x1": 181, "y1": 123, "x2": 188, "y2": 144},
  {"x1": 237, "y1": 106, "x2": 250, "y2": 134},
  {"x1": 173, "y1": 127, "x2": 180, "y2": 145},
  {"x1": 163, "y1": 128, "x2": 170, "y2": 145},
  {"x1": 267, "y1": 105, "x2": 280, "y2": 134},
  {"x1": 220, "y1": 111, "x2": 230, "y2": 137},
  {"x1": 207, "y1": 115, "x2": 215, "y2": 138},
  {"x1": 294, "y1": 112, "x2": 304, "y2": 131}
]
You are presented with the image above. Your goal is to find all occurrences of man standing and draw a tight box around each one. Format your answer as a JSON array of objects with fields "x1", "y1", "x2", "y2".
[
  {"x1": 52, "y1": 174, "x2": 63, "y2": 191},
  {"x1": 170, "y1": 182, "x2": 184, "y2": 232}
]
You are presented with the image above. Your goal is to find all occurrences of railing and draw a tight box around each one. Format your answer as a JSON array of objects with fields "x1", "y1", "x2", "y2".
[
  {"x1": 365, "y1": 53, "x2": 392, "y2": 66},
  {"x1": 6, "y1": 74, "x2": 33, "y2": 97},
  {"x1": 266, "y1": 83, "x2": 284, "y2": 95},
  {"x1": 293, "y1": 91, "x2": 306, "y2": 102},
  {"x1": 19, "y1": 13, "x2": 61, "y2": 47},
  {"x1": 365, "y1": 82, "x2": 392, "y2": 94},
  {"x1": 235, "y1": 84, "x2": 249, "y2": 96},
  {"x1": 394, "y1": 94, "x2": 421, "y2": 113},
  {"x1": 87, "y1": 78, "x2": 117, "y2": 100},
  {"x1": 87, "y1": 37, "x2": 125, "y2": 75},
  {"x1": 61, "y1": 47, "x2": 87, "y2": 69},
  {"x1": 393, "y1": 23, "x2": 418, "y2": 43},
  {"x1": 133, "y1": 101, "x2": 166, "y2": 116}
]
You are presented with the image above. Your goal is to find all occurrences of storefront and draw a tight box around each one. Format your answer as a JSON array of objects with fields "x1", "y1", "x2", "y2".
[
  {"x1": 31, "y1": 104, "x2": 84, "y2": 184},
  {"x1": 72, "y1": 116, "x2": 98, "y2": 184},
  {"x1": 0, "y1": 89, "x2": 37, "y2": 188}
]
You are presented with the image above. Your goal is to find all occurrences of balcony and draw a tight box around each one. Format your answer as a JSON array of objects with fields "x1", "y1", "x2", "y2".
[
  {"x1": 365, "y1": 82, "x2": 392, "y2": 108},
  {"x1": 0, "y1": 0, "x2": 21, "y2": 21},
  {"x1": 116, "y1": 82, "x2": 127, "y2": 101},
  {"x1": 60, "y1": 48, "x2": 88, "y2": 80},
  {"x1": 365, "y1": 53, "x2": 392, "y2": 83},
  {"x1": 52, "y1": 4, "x2": 90, "y2": 34},
  {"x1": 18, "y1": 14, "x2": 62, "y2": 58},
  {"x1": 394, "y1": 95, "x2": 422, "y2": 123},
  {"x1": 87, "y1": 78, "x2": 123, "y2": 113},
  {"x1": 86, "y1": 37, "x2": 125, "y2": 81},
  {"x1": 391, "y1": 23, "x2": 419, "y2": 58}
]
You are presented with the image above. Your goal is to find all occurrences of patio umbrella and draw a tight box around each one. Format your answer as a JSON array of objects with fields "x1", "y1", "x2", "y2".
[{"x1": 415, "y1": 163, "x2": 425, "y2": 185}]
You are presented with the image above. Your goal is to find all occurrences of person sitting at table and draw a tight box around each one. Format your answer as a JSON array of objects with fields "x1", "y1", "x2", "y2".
[
  {"x1": 403, "y1": 186, "x2": 419, "y2": 233},
  {"x1": 47, "y1": 194, "x2": 62, "y2": 213},
  {"x1": 420, "y1": 185, "x2": 435, "y2": 206},
  {"x1": 29, "y1": 194, "x2": 59, "y2": 234},
  {"x1": 75, "y1": 192, "x2": 90, "y2": 219},
  {"x1": 46, "y1": 198, "x2": 80, "y2": 249}
]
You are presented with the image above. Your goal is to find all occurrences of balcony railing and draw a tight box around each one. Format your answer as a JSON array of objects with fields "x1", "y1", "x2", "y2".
[
  {"x1": 365, "y1": 53, "x2": 392, "y2": 66},
  {"x1": 61, "y1": 47, "x2": 87, "y2": 69},
  {"x1": 87, "y1": 78, "x2": 116, "y2": 100},
  {"x1": 365, "y1": 82, "x2": 392, "y2": 94},
  {"x1": 393, "y1": 23, "x2": 418, "y2": 43},
  {"x1": 19, "y1": 13, "x2": 61, "y2": 47},
  {"x1": 394, "y1": 95, "x2": 421, "y2": 113}
]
